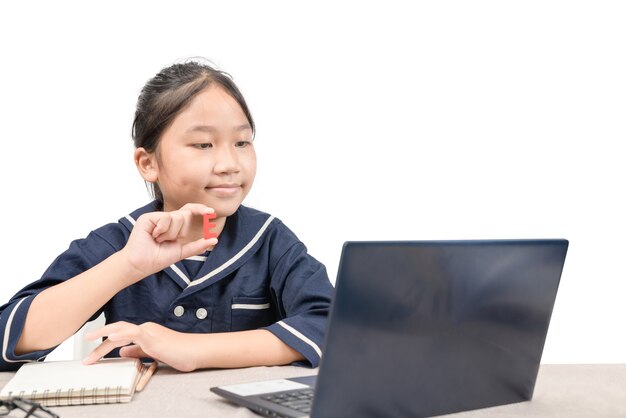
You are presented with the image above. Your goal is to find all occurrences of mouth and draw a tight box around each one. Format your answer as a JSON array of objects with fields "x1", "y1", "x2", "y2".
[{"x1": 205, "y1": 184, "x2": 242, "y2": 196}]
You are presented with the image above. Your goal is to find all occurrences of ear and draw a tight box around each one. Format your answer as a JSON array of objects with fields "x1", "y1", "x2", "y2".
[{"x1": 134, "y1": 147, "x2": 159, "y2": 183}]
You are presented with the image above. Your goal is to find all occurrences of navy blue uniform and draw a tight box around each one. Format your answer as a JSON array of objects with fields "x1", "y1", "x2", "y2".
[{"x1": 0, "y1": 201, "x2": 333, "y2": 371}]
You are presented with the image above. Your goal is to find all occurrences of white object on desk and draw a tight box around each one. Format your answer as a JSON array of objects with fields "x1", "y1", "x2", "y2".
[
  {"x1": 73, "y1": 313, "x2": 106, "y2": 360},
  {"x1": 218, "y1": 379, "x2": 309, "y2": 397},
  {"x1": 43, "y1": 312, "x2": 106, "y2": 362}
]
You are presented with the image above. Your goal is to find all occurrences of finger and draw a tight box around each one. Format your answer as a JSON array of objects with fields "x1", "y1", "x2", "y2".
[
  {"x1": 119, "y1": 344, "x2": 150, "y2": 359},
  {"x1": 85, "y1": 322, "x2": 132, "y2": 341},
  {"x1": 180, "y1": 203, "x2": 216, "y2": 216},
  {"x1": 156, "y1": 212, "x2": 185, "y2": 243},
  {"x1": 178, "y1": 204, "x2": 215, "y2": 238},
  {"x1": 178, "y1": 208, "x2": 195, "y2": 239},
  {"x1": 152, "y1": 215, "x2": 172, "y2": 239},
  {"x1": 82, "y1": 338, "x2": 129, "y2": 365},
  {"x1": 104, "y1": 326, "x2": 144, "y2": 344},
  {"x1": 180, "y1": 237, "x2": 218, "y2": 259}
]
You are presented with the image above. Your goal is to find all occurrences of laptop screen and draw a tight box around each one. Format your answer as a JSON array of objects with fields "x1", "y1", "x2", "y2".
[{"x1": 312, "y1": 240, "x2": 568, "y2": 417}]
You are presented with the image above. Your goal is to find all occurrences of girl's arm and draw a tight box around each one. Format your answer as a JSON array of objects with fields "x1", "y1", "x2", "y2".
[
  {"x1": 15, "y1": 252, "x2": 143, "y2": 354},
  {"x1": 83, "y1": 322, "x2": 303, "y2": 372},
  {"x1": 15, "y1": 204, "x2": 217, "y2": 355}
]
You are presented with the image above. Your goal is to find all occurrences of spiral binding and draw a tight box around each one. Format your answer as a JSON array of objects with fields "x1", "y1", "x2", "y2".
[{"x1": 6, "y1": 385, "x2": 127, "y2": 406}]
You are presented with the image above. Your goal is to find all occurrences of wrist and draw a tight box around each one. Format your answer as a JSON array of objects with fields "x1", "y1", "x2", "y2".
[
  {"x1": 164, "y1": 330, "x2": 201, "y2": 372},
  {"x1": 183, "y1": 332, "x2": 204, "y2": 371},
  {"x1": 111, "y1": 250, "x2": 148, "y2": 285}
]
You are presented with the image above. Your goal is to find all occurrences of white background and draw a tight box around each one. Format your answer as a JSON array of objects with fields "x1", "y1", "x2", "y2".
[{"x1": 0, "y1": 1, "x2": 624, "y2": 363}]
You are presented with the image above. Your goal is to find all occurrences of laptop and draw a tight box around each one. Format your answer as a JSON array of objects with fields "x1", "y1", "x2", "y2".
[{"x1": 212, "y1": 239, "x2": 568, "y2": 417}]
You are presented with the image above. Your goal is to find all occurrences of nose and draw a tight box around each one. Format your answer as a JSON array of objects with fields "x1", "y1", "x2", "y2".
[{"x1": 213, "y1": 144, "x2": 240, "y2": 175}]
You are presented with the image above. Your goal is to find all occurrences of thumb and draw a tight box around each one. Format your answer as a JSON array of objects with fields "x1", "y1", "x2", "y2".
[
  {"x1": 180, "y1": 237, "x2": 218, "y2": 259},
  {"x1": 119, "y1": 344, "x2": 150, "y2": 359}
]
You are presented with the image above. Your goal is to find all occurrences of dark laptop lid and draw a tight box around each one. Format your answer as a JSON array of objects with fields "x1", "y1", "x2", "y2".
[{"x1": 312, "y1": 239, "x2": 568, "y2": 417}]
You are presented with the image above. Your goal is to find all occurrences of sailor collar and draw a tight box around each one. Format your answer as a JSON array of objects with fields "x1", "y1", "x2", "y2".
[{"x1": 119, "y1": 201, "x2": 275, "y2": 292}]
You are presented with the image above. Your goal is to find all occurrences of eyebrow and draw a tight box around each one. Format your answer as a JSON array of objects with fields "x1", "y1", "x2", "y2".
[{"x1": 186, "y1": 124, "x2": 252, "y2": 134}]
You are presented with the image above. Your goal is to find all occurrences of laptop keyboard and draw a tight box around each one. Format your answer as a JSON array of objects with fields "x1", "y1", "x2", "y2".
[{"x1": 261, "y1": 388, "x2": 315, "y2": 414}]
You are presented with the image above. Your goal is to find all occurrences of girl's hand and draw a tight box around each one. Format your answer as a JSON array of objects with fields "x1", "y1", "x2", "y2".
[
  {"x1": 82, "y1": 321, "x2": 198, "y2": 372},
  {"x1": 120, "y1": 203, "x2": 217, "y2": 282}
]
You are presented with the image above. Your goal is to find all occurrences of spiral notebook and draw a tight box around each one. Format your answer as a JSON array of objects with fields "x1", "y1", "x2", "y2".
[{"x1": 0, "y1": 358, "x2": 153, "y2": 406}]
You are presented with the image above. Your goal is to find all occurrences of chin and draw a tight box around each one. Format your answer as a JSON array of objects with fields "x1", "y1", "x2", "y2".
[{"x1": 212, "y1": 202, "x2": 242, "y2": 218}]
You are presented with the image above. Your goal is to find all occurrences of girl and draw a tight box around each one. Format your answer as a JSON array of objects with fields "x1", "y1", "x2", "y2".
[{"x1": 0, "y1": 60, "x2": 333, "y2": 372}]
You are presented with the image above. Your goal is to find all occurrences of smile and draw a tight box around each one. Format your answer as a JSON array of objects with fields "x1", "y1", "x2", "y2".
[{"x1": 206, "y1": 185, "x2": 242, "y2": 196}]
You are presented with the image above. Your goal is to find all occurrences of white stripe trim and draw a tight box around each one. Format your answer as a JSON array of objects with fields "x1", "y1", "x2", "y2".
[
  {"x1": 170, "y1": 264, "x2": 191, "y2": 285},
  {"x1": 185, "y1": 255, "x2": 208, "y2": 262},
  {"x1": 190, "y1": 216, "x2": 276, "y2": 287},
  {"x1": 125, "y1": 215, "x2": 136, "y2": 226},
  {"x1": 232, "y1": 303, "x2": 270, "y2": 310},
  {"x1": 2, "y1": 298, "x2": 34, "y2": 363},
  {"x1": 277, "y1": 321, "x2": 322, "y2": 359}
]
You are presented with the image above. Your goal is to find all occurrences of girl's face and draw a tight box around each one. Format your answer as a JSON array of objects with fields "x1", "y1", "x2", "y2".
[{"x1": 148, "y1": 86, "x2": 256, "y2": 216}]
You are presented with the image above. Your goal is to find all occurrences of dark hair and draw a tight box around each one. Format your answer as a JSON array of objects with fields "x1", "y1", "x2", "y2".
[{"x1": 132, "y1": 59, "x2": 255, "y2": 203}]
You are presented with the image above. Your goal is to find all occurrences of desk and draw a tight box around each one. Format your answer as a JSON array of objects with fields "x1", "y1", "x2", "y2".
[{"x1": 1, "y1": 364, "x2": 625, "y2": 417}]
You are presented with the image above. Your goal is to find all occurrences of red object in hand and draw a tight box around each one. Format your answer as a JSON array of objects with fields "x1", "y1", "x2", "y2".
[{"x1": 203, "y1": 212, "x2": 217, "y2": 239}]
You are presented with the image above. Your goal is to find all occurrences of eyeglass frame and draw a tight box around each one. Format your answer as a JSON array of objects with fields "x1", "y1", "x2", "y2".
[{"x1": 0, "y1": 397, "x2": 59, "y2": 418}]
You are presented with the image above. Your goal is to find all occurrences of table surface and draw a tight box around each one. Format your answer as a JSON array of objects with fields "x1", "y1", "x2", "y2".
[{"x1": 1, "y1": 364, "x2": 625, "y2": 417}]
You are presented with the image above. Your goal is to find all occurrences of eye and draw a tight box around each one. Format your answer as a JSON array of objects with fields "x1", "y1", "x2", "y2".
[
  {"x1": 235, "y1": 141, "x2": 252, "y2": 148},
  {"x1": 193, "y1": 143, "x2": 212, "y2": 149}
]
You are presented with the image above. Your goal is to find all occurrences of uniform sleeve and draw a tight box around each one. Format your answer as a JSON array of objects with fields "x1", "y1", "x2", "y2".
[
  {"x1": 0, "y1": 231, "x2": 118, "y2": 371},
  {"x1": 264, "y1": 242, "x2": 334, "y2": 368}
]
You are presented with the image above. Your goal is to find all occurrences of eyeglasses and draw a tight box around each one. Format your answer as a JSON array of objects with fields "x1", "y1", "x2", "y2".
[{"x1": 0, "y1": 398, "x2": 59, "y2": 418}]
